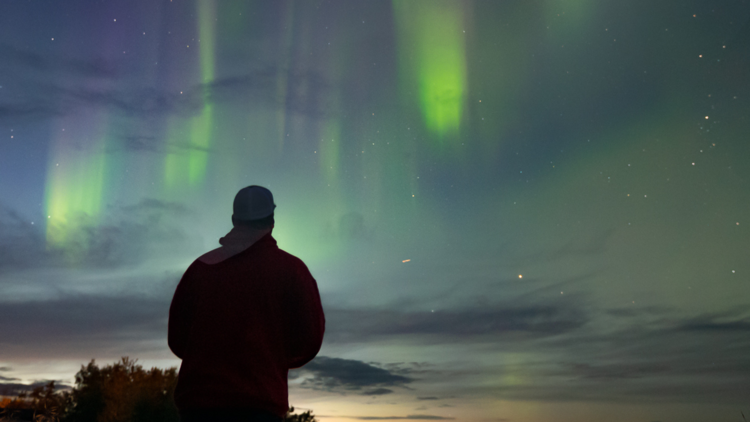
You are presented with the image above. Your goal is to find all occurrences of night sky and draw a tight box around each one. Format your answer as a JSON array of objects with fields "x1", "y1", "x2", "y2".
[{"x1": 1, "y1": 1, "x2": 750, "y2": 421}]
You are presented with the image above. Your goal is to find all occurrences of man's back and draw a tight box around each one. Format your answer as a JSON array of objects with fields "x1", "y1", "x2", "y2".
[{"x1": 168, "y1": 233, "x2": 325, "y2": 418}]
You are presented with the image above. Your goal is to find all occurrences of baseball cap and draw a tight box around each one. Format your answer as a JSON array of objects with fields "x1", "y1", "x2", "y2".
[{"x1": 233, "y1": 185, "x2": 276, "y2": 220}]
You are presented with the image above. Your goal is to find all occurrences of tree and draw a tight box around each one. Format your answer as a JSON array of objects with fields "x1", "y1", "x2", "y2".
[
  {"x1": 24, "y1": 381, "x2": 70, "y2": 422},
  {"x1": 2, "y1": 358, "x2": 317, "y2": 422},
  {"x1": 0, "y1": 381, "x2": 70, "y2": 422},
  {"x1": 62, "y1": 357, "x2": 179, "y2": 422}
]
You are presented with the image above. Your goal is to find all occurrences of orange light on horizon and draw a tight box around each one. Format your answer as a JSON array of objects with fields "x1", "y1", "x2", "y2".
[{"x1": 402, "y1": 259, "x2": 411, "y2": 263}]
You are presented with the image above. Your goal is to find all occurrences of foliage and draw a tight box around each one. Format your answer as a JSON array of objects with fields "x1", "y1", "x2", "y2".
[
  {"x1": 62, "y1": 357, "x2": 179, "y2": 422},
  {"x1": 1, "y1": 358, "x2": 317, "y2": 422},
  {"x1": 0, "y1": 396, "x2": 31, "y2": 409},
  {"x1": 285, "y1": 407, "x2": 316, "y2": 422},
  {"x1": 25, "y1": 381, "x2": 70, "y2": 422},
  {"x1": 0, "y1": 381, "x2": 70, "y2": 422}
]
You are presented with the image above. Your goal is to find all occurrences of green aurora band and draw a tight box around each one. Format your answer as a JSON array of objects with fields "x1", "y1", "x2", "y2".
[
  {"x1": 164, "y1": 0, "x2": 216, "y2": 188},
  {"x1": 393, "y1": 0, "x2": 467, "y2": 140},
  {"x1": 44, "y1": 116, "x2": 108, "y2": 254}
]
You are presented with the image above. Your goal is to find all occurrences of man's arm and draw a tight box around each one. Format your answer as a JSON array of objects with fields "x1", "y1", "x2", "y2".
[
  {"x1": 168, "y1": 268, "x2": 196, "y2": 359},
  {"x1": 287, "y1": 262, "x2": 325, "y2": 369}
]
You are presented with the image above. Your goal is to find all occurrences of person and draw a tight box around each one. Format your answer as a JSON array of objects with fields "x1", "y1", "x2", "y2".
[{"x1": 168, "y1": 185, "x2": 325, "y2": 422}]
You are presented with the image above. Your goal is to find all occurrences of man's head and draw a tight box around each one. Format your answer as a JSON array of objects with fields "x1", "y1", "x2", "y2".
[{"x1": 232, "y1": 185, "x2": 276, "y2": 230}]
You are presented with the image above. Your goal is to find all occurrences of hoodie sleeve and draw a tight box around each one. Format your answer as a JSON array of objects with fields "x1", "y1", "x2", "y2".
[
  {"x1": 287, "y1": 260, "x2": 326, "y2": 369},
  {"x1": 168, "y1": 265, "x2": 197, "y2": 359}
]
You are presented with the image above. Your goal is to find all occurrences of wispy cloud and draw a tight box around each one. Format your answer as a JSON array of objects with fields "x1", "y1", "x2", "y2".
[
  {"x1": 112, "y1": 135, "x2": 217, "y2": 154},
  {"x1": 481, "y1": 306, "x2": 750, "y2": 404},
  {"x1": 563, "y1": 362, "x2": 671, "y2": 380},
  {"x1": 0, "y1": 43, "x2": 117, "y2": 79},
  {"x1": 0, "y1": 41, "x2": 333, "y2": 128},
  {"x1": 0, "y1": 199, "x2": 198, "y2": 272},
  {"x1": 0, "y1": 200, "x2": 200, "y2": 361},
  {"x1": 323, "y1": 304, "x2": 588, "y2": 344},
  {"x1": 0, "y1": 380, "x2": 71, "y2": 396},
  {"x1": 295, "y1": 357, "x2": 412, "y2": 394},
  {"x1": 677, "y1": 313, "x2": 750, "y2": 332},
  {"x1": 362, "y1": 388, "x2": 394, "y2": 396},
  {"x1": 0, "y1": 204, "x2": 47, "y2": 273},
  {"x1": 299, "y1": 306, "x2": 750, "y2": 404},
  {"x1": 0, "y1": 103, "x2": 62, "y2": 120},
  {"x1": 341, "y1": 415, "x2": 455, "y2": 420},
  {"x1": 0, "y1": 294, "x2": 174, "y2": 360}
]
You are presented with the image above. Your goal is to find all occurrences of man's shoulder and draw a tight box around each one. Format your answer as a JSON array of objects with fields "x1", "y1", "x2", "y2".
[
  {"x1": 197, "y1": 247, "x2": 232, "y2": 265},
  {"x1": 187, "y1": 235, "x2": 310, "y2": 273},
  {"x1": 272, "y1": 246, "x2": 309, "y2": 268}
]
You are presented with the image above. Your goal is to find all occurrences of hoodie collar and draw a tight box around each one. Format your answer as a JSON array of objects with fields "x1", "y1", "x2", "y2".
[{"x1": 198, "y1": 227, "x2": 272, "y2": 265}]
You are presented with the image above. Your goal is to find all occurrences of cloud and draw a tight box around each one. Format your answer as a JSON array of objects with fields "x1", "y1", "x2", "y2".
[
  {"x1": 0, "y1": 199, "x2": 194, "y2": 357},
  {"x1": 320, "y1": 212, "x2": 375, "y2": 242},
  {"x1": 344, "y1": 415, "x2": 455, "y2": 420},
  {"x1": 0, "y1": 43, "x2": 116, "y2": 79},
  {"x1": 0, "y1": 199, "x2": 199, "y2": 273},
  {"x1": 113, "y1": 135, "x2": 216, "y2": 154},
  {"x1": 299, "y1": 306, "x2": 750, "y2": 406},
  {"x1": 478, "y1": 306, "x2": 750, "y2": 404},
  {"x1": 0, "y1": 43, "x2": 333, "y2": 126},
  {"x1": 677, "y1": 313, "x2": 750, "y2": 332},
  {"x1": 295, "y1": 357, "x2": 411, "y2": 393},
  {"x1": 0, "y1": 204, "x2": 50, "y2": 273},
  {"x1": 0, "y1": 103, "x2": 62, "y2": 120},
  {"x1": 323, "y1": 304, "x2": 587, "y2": 344},
  {"x1": 0, "y1": 380, "x2": 71, "y2": 396},
  {"x1": 605, "y1": 306, "x2": 665, "y2": 318},
  {"x1": 518, "y1": 228, "x2": 616, "y2": 263},
  {"x1": 564, "y1": 362, "x2": 670, "y2": 380},
  {"x1": 206, "y1": 69, "x2": 333, "y2": 119},
  {"x1": 119, "y1": 198, "x2": 189, "y2": 215},
  {"x1": 362, "y1": 388, "x2": 394, "y2": 396},
  {"x1": 47, "y1": 84, "x2": 201, "y2": 119},
  {"x1": 0, "y1": 43, "x2": 118, "y2": 123},
  {"x1": 0, "y1": 294, "x2": 173, "y2": 360}
]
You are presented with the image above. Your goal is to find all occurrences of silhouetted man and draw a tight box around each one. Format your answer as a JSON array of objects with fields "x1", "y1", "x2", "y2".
[{"x1": 169, "y1": 185, "x2": 325, "y2": 422}]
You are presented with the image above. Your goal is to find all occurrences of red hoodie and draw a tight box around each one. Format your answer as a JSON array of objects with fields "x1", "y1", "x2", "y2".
[{"x1": 168, "y1": 233, "x2": 325, "y2": 417}]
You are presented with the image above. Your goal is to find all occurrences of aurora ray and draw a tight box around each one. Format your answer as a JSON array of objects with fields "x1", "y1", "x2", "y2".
[{"x1": 393, "y1": 0, "x2": 467, "y2": 140}]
